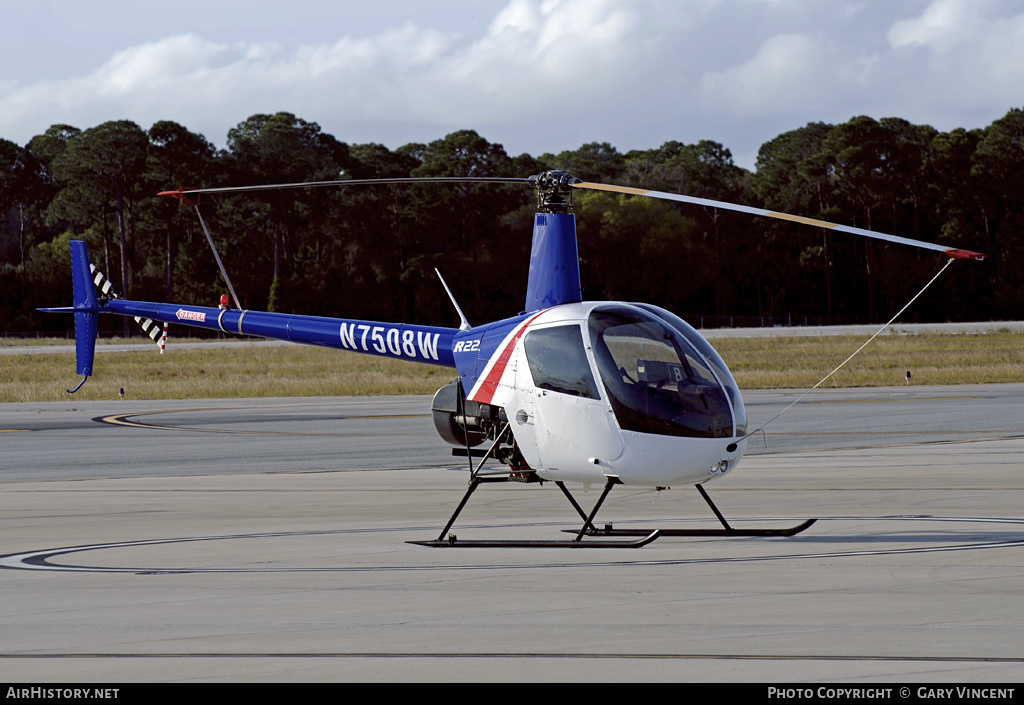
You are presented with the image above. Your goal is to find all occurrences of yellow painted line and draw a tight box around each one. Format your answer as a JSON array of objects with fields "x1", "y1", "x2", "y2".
[{"x1": 0, "y1": 429, "x2": 31, "y2": 433}]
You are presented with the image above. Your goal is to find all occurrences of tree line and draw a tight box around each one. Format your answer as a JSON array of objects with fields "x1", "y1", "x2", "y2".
[{"x1": 2, "y1": 108, "x2": 1022, "y2": 335}]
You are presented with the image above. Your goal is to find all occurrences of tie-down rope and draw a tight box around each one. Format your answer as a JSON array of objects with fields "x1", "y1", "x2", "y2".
[{"x1": 744, "y1": 257, "x2": 957, "y2": 440}]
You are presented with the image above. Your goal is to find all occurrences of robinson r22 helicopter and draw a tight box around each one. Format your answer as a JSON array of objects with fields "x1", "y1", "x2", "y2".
[{"x1": 43, "y1": 171, "x2": 985, "y2": 547}]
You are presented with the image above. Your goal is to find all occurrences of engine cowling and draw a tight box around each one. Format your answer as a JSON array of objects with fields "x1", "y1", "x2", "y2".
[{"x1": 430, "y1": 380, "x2": 505, "y2": 448}]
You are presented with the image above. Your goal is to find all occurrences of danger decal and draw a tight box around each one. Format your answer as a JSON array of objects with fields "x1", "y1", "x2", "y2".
[{"x1": 175, "y1": 308, "x2": 206, "y2": 322}]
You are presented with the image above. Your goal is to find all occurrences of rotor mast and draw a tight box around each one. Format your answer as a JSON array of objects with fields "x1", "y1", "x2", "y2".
[{"x1": 524, "y1": 171, "x2": 583, "y2": 312}]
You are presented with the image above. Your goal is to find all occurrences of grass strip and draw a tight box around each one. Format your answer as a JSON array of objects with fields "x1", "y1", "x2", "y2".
[{"x1": 1, "y1": 332, "x2": 1021, "y2": 403}]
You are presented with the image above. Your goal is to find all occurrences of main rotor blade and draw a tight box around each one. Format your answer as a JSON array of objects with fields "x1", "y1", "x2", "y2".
[
  {"x1": 159, "y1": 176, "x2": 531, "y2": 202},
  {"x1": 572, "y1": 181, "x2": 985, "y2": 261}
]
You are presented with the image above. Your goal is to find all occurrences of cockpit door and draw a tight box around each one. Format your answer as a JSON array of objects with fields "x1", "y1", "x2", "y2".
[{"x1": 515, "y1": 324, "x2": 623, "y2": 479}]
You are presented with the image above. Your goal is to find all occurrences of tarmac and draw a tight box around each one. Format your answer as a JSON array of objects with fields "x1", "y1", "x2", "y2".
[{"x1": 2, "y1": 386, "x2": 1024, "y2": 682}]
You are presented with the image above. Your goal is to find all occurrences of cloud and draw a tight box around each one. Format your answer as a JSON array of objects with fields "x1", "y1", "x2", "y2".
[
  {"x1": 0, "y1": 0, "x2": 651, "y2": 147},
  {"x1": 886, "y1": 0, "x2": 1024, "y2": 117},
  {"x1": 888, "y1": 0, "x2": 988, "y2": 52},
  {"x1": 0, "y1": 0, "x2": 1021, "y2": 171},
  {"x1": 698, "y1": 33, "x2": 828, "y2": 114},
  {"x1": 426, "y1": 0, "x2": 641, "y2": 95},
  {"x1": 95, "y1": 34, "x2": 234, "y2": 95}
]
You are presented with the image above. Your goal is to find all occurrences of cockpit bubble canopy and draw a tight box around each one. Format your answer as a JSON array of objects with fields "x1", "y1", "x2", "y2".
[{"x1": 587, "y1": 305, "x2": 745, "y2": 439}]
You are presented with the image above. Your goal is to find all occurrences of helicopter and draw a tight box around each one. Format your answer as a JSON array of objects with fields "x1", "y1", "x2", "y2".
[{"x1": 42, "y1": 171, "x2": 985, "y2": 548}]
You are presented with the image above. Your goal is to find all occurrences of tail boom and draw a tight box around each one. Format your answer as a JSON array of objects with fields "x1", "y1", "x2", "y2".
[{"x1": 104, "y1": 299, "x2": 458, "y2": 367}]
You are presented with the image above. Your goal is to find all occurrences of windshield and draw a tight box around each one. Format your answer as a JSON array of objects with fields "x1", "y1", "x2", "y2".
[
  {"x1": 636, "y1": 303, "x2": 746, "y2": 434},
  {"x1": 588, "y1": 306, "x2": 735, "y2": 439}
]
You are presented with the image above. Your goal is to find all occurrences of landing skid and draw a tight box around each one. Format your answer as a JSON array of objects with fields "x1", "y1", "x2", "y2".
[
  {"x1": 572, "y1": 519, "x2": 816, "y2": 538},
  {"x1": 409, "y1": 474, "x2": 656, "y2": 548},
  {"x1": 411, "y1": 419, "x2": 660, "y2": 548},
  {"x1": 410, "y1": 458, "x2": 816, "y2": 548},
  {"x1": 570, "y1": 484, "x2": 816, "y2": 538},
  {"x1": 408, "y1": 531, "x2": 661, "y2": 549}
]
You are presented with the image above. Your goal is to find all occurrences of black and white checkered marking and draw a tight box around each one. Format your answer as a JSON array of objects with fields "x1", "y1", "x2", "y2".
[{"x1": 89, "y1": 264, "x2": 163, "y2": 345}]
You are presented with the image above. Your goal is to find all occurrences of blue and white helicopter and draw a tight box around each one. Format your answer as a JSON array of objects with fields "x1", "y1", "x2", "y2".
[{"x1": 43, "y1": 171, "x2": 985, "y2": 547}]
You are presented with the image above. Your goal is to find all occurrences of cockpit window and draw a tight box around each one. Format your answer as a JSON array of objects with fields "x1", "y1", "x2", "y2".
[
  {"x1": 524, "y1": 325, "x2": 601, "y2": 400},
  {"x1": 589, "y1": 307, "x2": 734, "y2": 438},
  {"x1": 636, "y1": 303, "x2": 746, "y2": 434}
]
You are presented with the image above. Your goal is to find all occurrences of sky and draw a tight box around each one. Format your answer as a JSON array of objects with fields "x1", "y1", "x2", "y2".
[{"x1": 1, "y1": 0, "x2": 1022, "y2": 171}]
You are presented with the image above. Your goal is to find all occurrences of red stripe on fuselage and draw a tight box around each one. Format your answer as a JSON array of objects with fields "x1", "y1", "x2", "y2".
[{"x1": 471, "y1": 311, "x2": 547, "y2": 404}]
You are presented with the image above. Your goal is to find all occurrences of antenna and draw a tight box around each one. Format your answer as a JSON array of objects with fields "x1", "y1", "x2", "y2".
[{"x1": 435, "y1": 268, "x2": 471, "y2": 331}]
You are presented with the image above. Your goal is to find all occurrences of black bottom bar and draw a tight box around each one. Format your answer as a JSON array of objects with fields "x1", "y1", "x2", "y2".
[
  {"x1": 570, "y1": 518, "x2": 817, "y2": 538},
  {"x1": 408, "y1": 530, "x2": 661, "y2": 548}
]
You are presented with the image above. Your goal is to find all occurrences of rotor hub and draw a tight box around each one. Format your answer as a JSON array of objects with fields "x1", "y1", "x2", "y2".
[{"x1": 528, "y1": 171, "x2": 582, "y2": 213}]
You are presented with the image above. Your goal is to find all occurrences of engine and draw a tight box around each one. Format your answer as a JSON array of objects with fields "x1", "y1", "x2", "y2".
[
  {"x1": 431, "y1": 380, "x2": 526, "y2": 468},
  {"x1": 431, "y1": 380, "x2": 504, "y2": 447}
]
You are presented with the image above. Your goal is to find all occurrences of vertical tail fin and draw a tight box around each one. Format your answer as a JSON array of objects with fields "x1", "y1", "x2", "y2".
[
  {"x1": 524, "y1": 213, "x2": 581, "y2": 313},
  {"x1": 70, "y1": 241, "x2": 99, "y2": 379}
]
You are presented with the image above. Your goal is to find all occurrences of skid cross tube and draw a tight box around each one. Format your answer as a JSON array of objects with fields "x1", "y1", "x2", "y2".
[
  {"x1": 471, "y1": 424, "x2": 513, "y2": 479},
  {"x1": 433, "y1": 475, "x2": 508, "y2": 542},
  {"x1": 697, "y1": 483, "x2": 732, "y2": 531},
  {"x1": 573, "y1": 483, "x2": 817, "y2": 538},
  {"x1": 555, "y1": 481, "x2": 590, "y2": 523},
  {"x1": 573, "y1": 477, "x2": 621, "y2": 541},
  {"x1": 409, "y1": 475, "x2": 659, "y2": 548}
]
